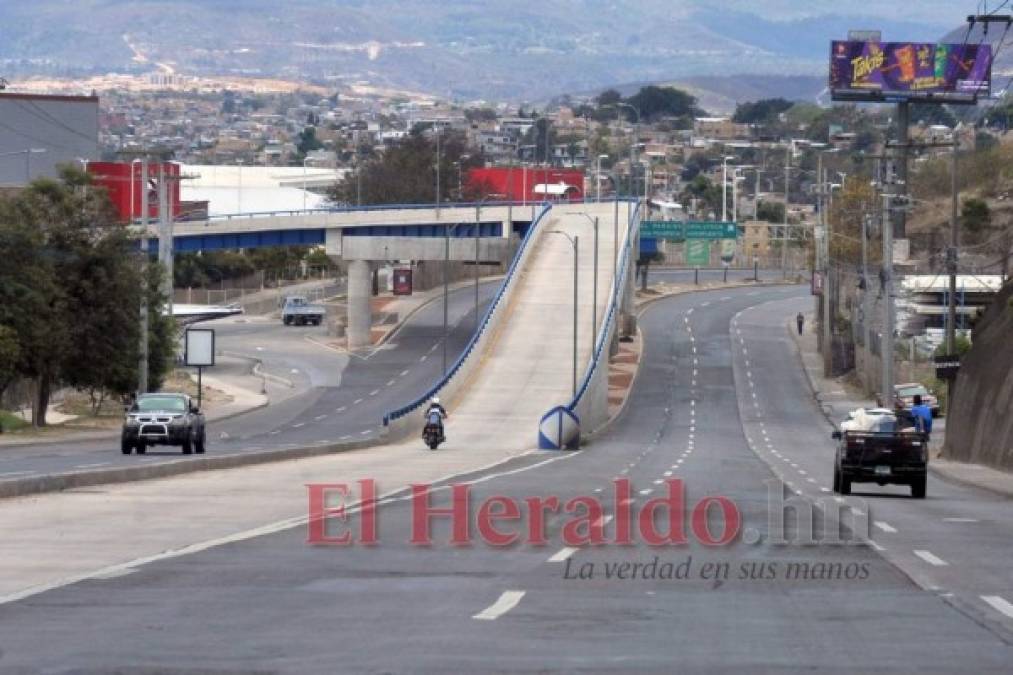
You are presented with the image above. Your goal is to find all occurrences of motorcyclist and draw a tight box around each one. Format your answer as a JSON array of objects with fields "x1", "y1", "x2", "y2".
[{"x1": 423, "y1": 396, "x2": 448, "y2": 441}]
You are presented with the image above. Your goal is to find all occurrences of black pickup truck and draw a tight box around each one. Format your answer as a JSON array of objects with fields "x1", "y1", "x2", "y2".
[{"x1": 832, "y1": 416, "x2": 928, "y2": 498}]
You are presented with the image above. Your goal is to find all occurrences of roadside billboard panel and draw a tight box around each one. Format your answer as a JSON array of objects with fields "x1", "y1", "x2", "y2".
[{"x1": 830, "y1": 41, "x2": 992, "y2": 103}]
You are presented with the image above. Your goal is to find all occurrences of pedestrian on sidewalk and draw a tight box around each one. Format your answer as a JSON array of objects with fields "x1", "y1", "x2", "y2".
[{"x1": 796, "y1": 312, "x2": 805, "y2": 336}]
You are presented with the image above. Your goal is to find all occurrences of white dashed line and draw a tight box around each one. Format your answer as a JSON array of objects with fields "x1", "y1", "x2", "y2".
[
  {"x1": 360, "y1": 430, "x2": 372, "y2": 436},
  {"x1": 913, "y1": 550, "x2": 949, "y2": 567},
  {"x1": 339, "y1": 434, "x2": 352, "y2": 440},
  {"x1": 874, "y1": 521, "x2": 897, "y2": 534},
  {"x1": 866, "y1": 540, "x2": 886, "y2": 552},
  {"x1": 638, "y1": 489, "x2": 653, "y2": 496},
  {"x1": 335, "y1": 406, "x2": 347, "y2": 413},
  {"x1": 269, "y1": 430, "x2": 281, "y2": 435},
  {"x1": 420, "y1": 355, "x2": 428, "y2": 362},
  {"x1": 400, "y1": 370, "x2": 410, "y2": 377},
  {"x1": 75, "y1": 463, "x2": 110, "y2": 469},
  {"x1": 353, "y1": 398, "x2": 364, "y2": 405},
  {"x1": 548, "y1": 547, "x2": 577, "y2": 563},
  {"x1": 473, "y1": 591, "x2": 526, "y2": 621},
  {"x1": 370, "y1": 389, "x2": 380, "y2": 396},
  {"x1": 386, "y1": 380, "x2": 396, "y2": 387},
  {"x1": 291, "y1": 423, "x2": 305, "y2": 429},
  {"x1": 314, "y1": 414, "x2": 328, "y2": 421},
  {"x1": 943, "y1": 517, "x2": 979, "y2": 523},
  {"x1": 981, "y1": 595, "x2": 1013, "y2": 620}
]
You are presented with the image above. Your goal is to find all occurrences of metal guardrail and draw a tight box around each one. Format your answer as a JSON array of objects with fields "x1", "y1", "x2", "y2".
[
  {"x1": 563, "y1": 201, "x2": 643, "y2": 413},
  {"x1": 382, "y1": 204, "x2": 554, "y2": 425}
]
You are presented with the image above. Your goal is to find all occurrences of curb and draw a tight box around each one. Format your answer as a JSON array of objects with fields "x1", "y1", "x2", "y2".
[
  {"x1": 0, "y1": 434, "x2": 386, "y2": 500},
  {"x1": 580, "y1": 327, "x2": 643, "y2": 443},
  {"x1": 928, "y1": 460, "x2": 1013, "y2": 499},
  {"x1": 785, "y1": 316, "x2": 839, "y2": 430}
]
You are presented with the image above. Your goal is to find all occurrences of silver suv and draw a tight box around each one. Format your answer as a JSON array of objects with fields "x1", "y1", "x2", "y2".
[{"x1": 122, "y1": 393, "x2": 207, "y2": 455}]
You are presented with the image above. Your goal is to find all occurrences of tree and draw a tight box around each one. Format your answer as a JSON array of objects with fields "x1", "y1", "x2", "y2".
[
  {"x1": 297, "y1": 127, "x2": 324, "y2": 156},
  {"x1": 733, "y1": 98, "x2": 794, "y2": 124},
  {"x1": 328, "y1": 129, "x2": 479, "y2": 206},
  {"x1": 961, "y1": 198, "x2": 991, "y2": 235},
  {"x1": 596, "y1": 89, "x2": 622, "y2": 109},
  {"x1": 0, "y1": 325, "x2": 19, "y2": 406},
  {"x1": 0, "y1": 167, "x2": 161, "y2": 425},
  {"x1": 625, "y1": 86, "x2": 703, "y2": 123},
  {"x1": 756, "y1": 202, "x2": 786, "y2": 224}
]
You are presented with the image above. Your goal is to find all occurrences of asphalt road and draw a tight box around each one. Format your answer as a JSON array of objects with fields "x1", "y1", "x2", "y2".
[
  {"x1": 1, "y1": 284, "x2": 1009, "y2": 671},
  {"x1": 0, "y1": 281, "x2": 499, "y2": 480}
]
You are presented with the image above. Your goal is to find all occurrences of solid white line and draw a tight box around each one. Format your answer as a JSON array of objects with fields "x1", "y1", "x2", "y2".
[
  {"x1": 75, "y1": 463, "x2": 110, "y2": 469},
  {"x1": 473, "y1": 591, "x2": 526, "y2": 621},
  {"x1": 981, "y1": 595, "x2": 1013, "y2": 620},
  {"x1": 943, "y1": 517, "x2": 979, "y2": 523},
  {"x1": 866, "y1": 540, "x2": 886, "y2": 552},
  {"x1": 874, "y1": 521, "x2": 898, "y2": 534},
  {"x1": 548, "y1": 547, "x2": 577, "y2": 563},
  {"x1": 913, "y1": 550, "x2": 949, "y2": 567}
]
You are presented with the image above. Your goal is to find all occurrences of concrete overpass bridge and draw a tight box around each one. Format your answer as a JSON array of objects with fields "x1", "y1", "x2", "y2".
[{"x1": 140, "y1": 202, "x2": 547, "y2": 348}]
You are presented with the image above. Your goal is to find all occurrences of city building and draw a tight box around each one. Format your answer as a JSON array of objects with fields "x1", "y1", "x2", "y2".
[{"x1": 0, "y1": 92, "x2": 99, "y2": 186}]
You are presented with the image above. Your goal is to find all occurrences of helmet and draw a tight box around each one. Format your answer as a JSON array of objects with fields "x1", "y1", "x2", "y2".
[{"x1": 431, "y1": 396, "x2": 440, "y2": 404}]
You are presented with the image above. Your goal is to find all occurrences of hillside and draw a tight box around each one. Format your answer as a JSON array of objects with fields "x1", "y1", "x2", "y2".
[{"x1": 0, "y1": 0, "x2": 960, "y2": 101}]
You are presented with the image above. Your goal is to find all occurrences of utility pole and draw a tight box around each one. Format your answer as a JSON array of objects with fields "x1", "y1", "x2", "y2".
[
  {"x1": 882, "y1": 190, "x2": 895, "y2": 405},
  {"x1": 946, "y1": 139, "x2": 959, "y2": 357},
  {"x1": 157, "y1": 164, "x2": 174, "y2": 317},
  {"x1": 138, "y1": 158, "x2": 150, "y2": 395},
  {"x1": 782, "y1": 143, "x2": 791, "y2": 278},
  {"x1": 895, "y1": 101, "x2": 910, "y2": 239}
]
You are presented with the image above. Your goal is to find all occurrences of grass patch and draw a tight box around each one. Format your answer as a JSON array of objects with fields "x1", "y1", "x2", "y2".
[{"x1": 0, "y1": 410, "x2": 30, "y2": 434}]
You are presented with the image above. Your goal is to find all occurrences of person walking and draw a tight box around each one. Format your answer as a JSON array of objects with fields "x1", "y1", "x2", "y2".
[
  {"x1": 911, "y1": 394, "x2": 933, "y2": 442},
  {"x1": 796, "y1": 312, "x2": 805, "y2": 336}
]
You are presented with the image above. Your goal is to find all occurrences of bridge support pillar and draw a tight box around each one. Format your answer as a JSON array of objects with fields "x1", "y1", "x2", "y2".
[{"x1": 347, "y1": 259, "x2": 372, "y2": 350}]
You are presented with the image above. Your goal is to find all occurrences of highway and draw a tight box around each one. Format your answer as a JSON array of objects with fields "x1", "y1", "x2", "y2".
[
  {"x1": 1, "y1": 283, "x2": 1010, "y2": 670},
  {"x1": 0, "y1": 280, "x2": 499, "y2": 481}
]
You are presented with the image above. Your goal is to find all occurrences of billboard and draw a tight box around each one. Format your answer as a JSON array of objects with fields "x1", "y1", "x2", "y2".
[{"x1": 830, "y1": 41, "x2": 992, "y2": 103}]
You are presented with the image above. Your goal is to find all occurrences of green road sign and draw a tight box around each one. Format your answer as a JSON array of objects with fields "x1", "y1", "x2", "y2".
[
  {"x1": 641, "y1": 221, "x2": 737, "y2": 240},
  {"x1": 684, "y1": 222, "x2": 738, "y2": 240},
  {"x1": 685, "y1": 240, "x2": 711, "y2": 266}
]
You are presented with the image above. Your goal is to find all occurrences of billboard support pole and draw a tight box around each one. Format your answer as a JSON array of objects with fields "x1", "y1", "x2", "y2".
[{"x1": 138, "y1": 158, "x2": 149, "y2": 396}]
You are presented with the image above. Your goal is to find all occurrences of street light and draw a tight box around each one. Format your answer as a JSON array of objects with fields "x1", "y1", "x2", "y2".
[
  {"x1": 595, "y1": 154, "x2": 609, "y2": 202},
  {"x1": 721, "y1": 155, "x2": 736, "y2": 222},
  {"x1": 549, "y1": 230, "x2": 579, "y2": 398},
  {"x1": 568, "y1": 212, "x2": 600, "y2": 356}
]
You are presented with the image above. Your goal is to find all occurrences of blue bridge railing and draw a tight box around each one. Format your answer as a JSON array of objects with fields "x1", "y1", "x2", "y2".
[{"x1": 382, "y1": 204, "x2": 554, "y2": 426}]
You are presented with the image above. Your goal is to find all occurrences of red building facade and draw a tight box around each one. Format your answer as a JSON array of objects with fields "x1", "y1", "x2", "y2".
[
  {"x1": 467, "y1": 166, "x2": 584, "y2": 203},
  {"x1": 87, "y1": 161, "x2": 182, "y2": 222}
]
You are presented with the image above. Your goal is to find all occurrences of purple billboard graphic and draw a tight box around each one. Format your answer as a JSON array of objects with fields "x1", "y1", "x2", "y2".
[{"x1": 830, "y1": 41, "x2": 993, "y2": 103}]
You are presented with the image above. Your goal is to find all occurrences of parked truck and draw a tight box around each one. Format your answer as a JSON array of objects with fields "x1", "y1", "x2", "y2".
[{"x1": 281, "y1": 295, "x2": 325, "y2": 326}]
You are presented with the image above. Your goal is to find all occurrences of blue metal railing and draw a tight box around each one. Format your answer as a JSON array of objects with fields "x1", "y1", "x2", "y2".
[
  {"x1": 382, "y1": 204, "x2": 554, "y2": 426},
  {"x1": 564, "y1": 201, "x2": 643, "y2": 413},
  {"x1": 201, "y1": 200, "x2": 550, "y2": 223}
]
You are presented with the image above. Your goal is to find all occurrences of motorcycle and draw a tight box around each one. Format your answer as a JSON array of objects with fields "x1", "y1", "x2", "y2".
[{"x1": 423, "y1": 410, "x2": 445, "y2": 450}]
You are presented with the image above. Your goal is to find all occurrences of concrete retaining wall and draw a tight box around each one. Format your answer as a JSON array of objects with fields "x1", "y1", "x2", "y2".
[{"x1": 944, "y1": 282, "x2": 1013, "y2": 470}]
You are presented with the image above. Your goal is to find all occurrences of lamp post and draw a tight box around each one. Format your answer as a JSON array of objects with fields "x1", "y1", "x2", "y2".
[
  {"x1": 302, "y1": 156, "x2": 309, "y2": 211},
  {"x1": 550, "y1": 230, "x2": 579, "y2": 397},
  {"x1": 569, "y1": 213, "x2": 599, "y2": 356},
  {"x1": 596, "y1": 153, "x2": 608, "y2": 202},
  {"x1": 721, "y1": 155, "x2": 735, "y2": 222}
]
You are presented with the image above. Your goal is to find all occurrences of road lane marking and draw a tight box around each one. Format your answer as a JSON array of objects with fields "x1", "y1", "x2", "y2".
[
  {"x1": 75, "y1": 462, "x2": 110, "y2": 469},
  {"x1": 353, "y1": 398, "x2": 363, "y2": 405},
  {"x1": 913, "y1": 550, "x2": 949, "y2": 567},
  {"x1": 335, "y1": 407, "x2": 347, "y2": 413},
  {"x1": 400, "y1": 370, "x2": 410, "y2": 377},
  {"x1": 0, "y1": 471, "x2": 36, "y2": 478},
  {"x1": 339, "y1": 435, "x2": 352, "y2": 440},
  {"x1": 663, "y1": 471, "x2": 673, "y2": 477},
  {"x1": 874, "y1": 521, "x2": 897, "y2": 534},
  {"x1": 981, "y1": 595, "x2": 1013, "y2": 619},
  {"x1": 548, "y1": 548, "x2": 577, "y2": 563},
  {"x1": 653, "y1": 479, "x2": 663, "y2": 485},
  {"x1": 595, "y1": 515, "x2": 614, "y2": 528},
  {"x1": 866, "y1": 540, "x2": 886, "y2": 552},
  {"x1": 360, "y1": 430, "x2": 372, "y2": 436},
  {"x1": 943, "y1": 517, "x2": 979, "y2": 523},
  {"x1": 370, "y1": 389, "x2": 380, "y2": 396},
  {"x1": 269, "y1": 430, "x2": 281, "y2": 435},
  {"x1": 473, "y1": 591, "x2": 526, "y2": 621},
  {"x1": 387, "y1": 380, "x2": 396, "y2": 387},
  {"x1": 291, "y1": 423, "x2": 305, "y2": 428},
  {"x1": 638, "y1": 489, "x2": 653, "y2": 496},
  {"x1": 315, "y1": 415, "x2": 328, "y2": 421}
]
